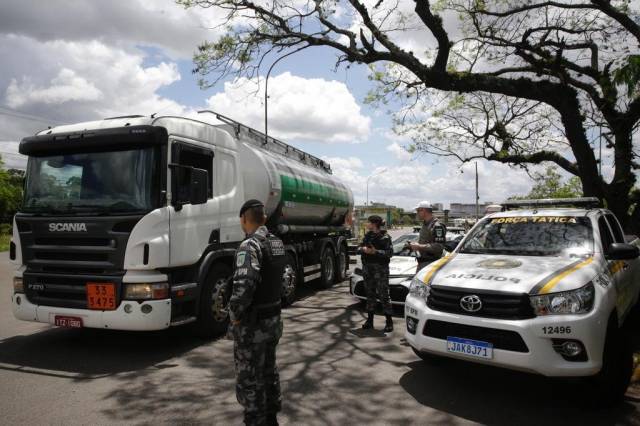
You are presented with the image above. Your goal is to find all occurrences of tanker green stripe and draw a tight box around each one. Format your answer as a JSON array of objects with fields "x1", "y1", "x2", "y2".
[{"x1": 280, "y1": 175, "x2": 350, "y2": 207}]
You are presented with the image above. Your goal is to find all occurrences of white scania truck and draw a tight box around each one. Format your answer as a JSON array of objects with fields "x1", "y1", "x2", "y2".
[{"x1": 9, "y1": 111, "x2": 353, "y2": 336}]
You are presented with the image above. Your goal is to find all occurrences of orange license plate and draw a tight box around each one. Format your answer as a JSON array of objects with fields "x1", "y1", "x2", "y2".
[{"x1": 86, "y1": 282, "x2": 116, "y2": 310}]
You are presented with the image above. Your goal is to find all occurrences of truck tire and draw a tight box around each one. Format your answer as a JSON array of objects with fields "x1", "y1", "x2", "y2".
[
  {"x1": 335, "y1": 245, "x2": 348, "y2": 283},
  {"x1": 281, "y1": 253, "x2": 298, "y2": 307},
  {"x1": 317, "y1": 246, "x2": 336, "y2": 289},
  {"x1": 585, "y1": 319, "x2": 633, "y2": 405},
  {"x1": 192, "y1": 263, "x2": 232, "y2": 338}
]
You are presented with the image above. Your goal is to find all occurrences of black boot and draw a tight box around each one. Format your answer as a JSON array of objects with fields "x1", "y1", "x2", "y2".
[
  {"x1": 362, "y1": 312, "x2": 374, "y2": 329},
  {"x1": 384, "y1": 315, "x2": 393, "y2": 332},
  {"x1": 266, "y1": 412, "x2": 279, "y2": 426}
]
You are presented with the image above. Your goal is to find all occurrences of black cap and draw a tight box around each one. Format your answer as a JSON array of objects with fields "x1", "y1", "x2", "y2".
[
  {"x1": 368, "y1": 215, "x2": 384, "y2": 227},
  {"x1": 239, "y1": 199, "x2": 264, "y2": 217}
]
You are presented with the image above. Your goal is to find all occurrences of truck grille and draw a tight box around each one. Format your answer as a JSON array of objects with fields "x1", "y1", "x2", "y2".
[
  {"x1": 23, "y1": 272, "x2": 123, "y2": 310},
  {"x1": 427, "y1": 285, "x2": 535, "y2": 320},
  {"x1": 424, "y1": 320, "x2": 529, "y2": 353},
  {"x1": 15, "y1": 215, "x2": 141, "y2": 309}
]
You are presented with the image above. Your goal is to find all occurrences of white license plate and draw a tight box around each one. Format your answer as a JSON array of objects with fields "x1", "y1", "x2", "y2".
[{"x1": 446, "y1": 336, "x2": 493, "y2": 359}]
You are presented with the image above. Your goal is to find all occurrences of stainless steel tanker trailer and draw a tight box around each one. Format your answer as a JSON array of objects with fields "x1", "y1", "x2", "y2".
[{"x1": 9, "y1": 111, "x2": 354, "y2": 336}]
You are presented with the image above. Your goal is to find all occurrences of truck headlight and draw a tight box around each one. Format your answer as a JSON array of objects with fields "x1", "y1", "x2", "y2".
[
  {"x1": 409, "y1": 276, "x2": 430, "y2": 301},
  {"x1": 13, "y1": 277, "x2": 24, "y2": 293},
  {"x1": 530, "y1": 283, "x2": 594, "y2": 316},
  {"x1": 124, "y1": 283, "x2": 169, "y2": 300}
]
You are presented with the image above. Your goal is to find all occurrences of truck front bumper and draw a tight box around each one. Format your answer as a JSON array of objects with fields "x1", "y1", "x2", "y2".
[
  {"x1": 12, "y1": 293, "x2": 172, "y2": 331},
  {"x1": 404, "y1": 295, "x2": 609, "y2": 377}
]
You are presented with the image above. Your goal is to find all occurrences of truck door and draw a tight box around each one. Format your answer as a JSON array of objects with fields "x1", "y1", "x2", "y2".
[
  {"x1": 598, "y1": 215, "x2": 633, "y2": 320},
  {"x1": 168, "y1": 140, "x2": 220, "y2": 266},
  {"x1": 603, "y1": 214, "x2": 638, "y2": 318}
]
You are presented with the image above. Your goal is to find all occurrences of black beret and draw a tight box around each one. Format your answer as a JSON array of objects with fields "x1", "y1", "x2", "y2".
[{"x1": 239, "y1": 199, "x2": 264, "y2": 217}]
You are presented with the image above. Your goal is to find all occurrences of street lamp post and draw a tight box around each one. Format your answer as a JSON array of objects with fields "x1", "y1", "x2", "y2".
[
  {"x1": 366, "y1": 168, "x2": 387, "y2": 206},
  {"x1": 264, "y1": 47, "x2": 307, "y2": 144}
]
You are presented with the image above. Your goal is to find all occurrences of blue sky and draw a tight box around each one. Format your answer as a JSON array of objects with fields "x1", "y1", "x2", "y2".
[{"x1": 0, "y1": 0, "x2": 546, "y2": 210}]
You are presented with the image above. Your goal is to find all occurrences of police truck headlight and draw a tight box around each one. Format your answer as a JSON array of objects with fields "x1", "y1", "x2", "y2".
[
  {"x1": 13, "y1": 277, "x2": 24, "y2": 293},
  {"x1": 409, "y1": 277, "x2": 430, "y2": 301},
  {"x1": 530, "y1": 283, "x2": 594, "y2": 316},
  {"x1": 124, "y1": 283, "x2": 169, "y2": 300}
]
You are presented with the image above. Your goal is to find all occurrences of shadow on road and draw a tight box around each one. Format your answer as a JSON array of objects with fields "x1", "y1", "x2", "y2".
[
  {"x1": 0, "y1": 326, "x2": 208, "y2": 378},
  {"x1": 400, "y1": 358, "x2": 640, "y2": 426}
]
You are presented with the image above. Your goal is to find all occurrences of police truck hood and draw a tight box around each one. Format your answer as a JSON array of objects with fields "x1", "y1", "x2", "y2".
[
  {"x1": 419, "y1": 253, "x2": 599, "y2": 295},
  {"x1": 389, "y1": 256, "x2": 418, "y2": 277}
]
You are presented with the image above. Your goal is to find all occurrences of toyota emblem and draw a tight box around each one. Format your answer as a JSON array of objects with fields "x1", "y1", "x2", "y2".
[{"x1": 460, "y1": 295, "x2": 482, "y2": 313}]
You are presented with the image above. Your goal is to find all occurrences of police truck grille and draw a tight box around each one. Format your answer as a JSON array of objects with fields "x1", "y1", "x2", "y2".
[
  {"x1": 423, "y1": 320, "x2": 529, "y2": 353},
  {"x1": 427, "y1": 285, "x2": 535, "y2": 320}
]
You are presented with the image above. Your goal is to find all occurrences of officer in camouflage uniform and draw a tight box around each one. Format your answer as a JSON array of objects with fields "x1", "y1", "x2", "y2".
[
  {"x1": 410, "y1": 201, "x2": 447, "y2": 271},
  {"x1": 229, "y1": 199, "x2": 286, "y2": 426},
  {"x1": 358, "y1": 215, "x2": 394, "y2": 332}
]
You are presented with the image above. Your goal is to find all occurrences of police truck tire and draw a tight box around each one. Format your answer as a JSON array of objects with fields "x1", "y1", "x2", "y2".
[
  {"x1": 317, "y1": 246, "x2": 335, "y2": 289},
  {"x1": 585, "y1": 319, "x2": 633, "y2": 405},
  {"x1": 335, "y1": 245, "x2": 348, "y2": 283},
  {"x1": 192, "y1": 263, "x2": 232, "y2": 338},
  {"x1": 281, "y1": 253, "x2": 298, "y2": 308}
]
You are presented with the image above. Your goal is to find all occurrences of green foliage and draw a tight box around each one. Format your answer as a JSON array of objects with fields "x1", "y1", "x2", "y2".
[
  {"x1": 513, "y1": 166, "x2": 583, "y2": 200},
  {"x1": 614, "y1": 55, "x2": 640, "y2": 98},
  {"x1": 0, "y1": 233, "x2": 10, "y2": 252},
  {"x1": 0, "y1": 155, "x2": 24, "y2": 222}
]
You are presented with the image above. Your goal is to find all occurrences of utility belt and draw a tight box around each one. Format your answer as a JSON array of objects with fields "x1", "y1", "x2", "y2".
[{"x1": 249, "y1": 301, "x2": 282, "y2": 321}]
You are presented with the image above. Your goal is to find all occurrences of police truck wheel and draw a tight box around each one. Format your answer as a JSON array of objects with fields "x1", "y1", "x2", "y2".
[
  {"x1": 317, "y1": 246, "x2": 335, "y2": 289},
  {"x1": 281, "y1": 254, "x2": 298, "y2": 307},
  {"x1": 335, "y1": 245, "x2": 348, "y2": 283},
  {"x1": 585, "y1": 318, "x2": 633, "y2": 405},
  {"x1": 192, "y1": 263, "x2": 232, "y2": 338}
]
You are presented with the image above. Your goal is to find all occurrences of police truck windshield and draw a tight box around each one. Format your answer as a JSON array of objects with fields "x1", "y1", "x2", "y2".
[
  {"x1": 459, "y1": 216, "x2": 594, "y2": 257},
  {"x1": 22, "y1": 148, "x2": 159, "y2": 214}
]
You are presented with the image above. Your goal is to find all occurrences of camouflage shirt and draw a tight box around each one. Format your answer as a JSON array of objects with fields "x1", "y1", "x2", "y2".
[
  {"x1": 228, "y1": 226, "x2": 268, "y2": 323},
  {"x1": 417, "y1": 218, "x2": 446, "y2": 259},
  {"x1": 358, "y1": 230, "x2": 393, "y2": 265}
]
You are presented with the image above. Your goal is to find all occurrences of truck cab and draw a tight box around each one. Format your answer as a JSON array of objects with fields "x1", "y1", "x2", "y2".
[{"x1": 404, "y1": 197, "x2": 640, "y2": 403}]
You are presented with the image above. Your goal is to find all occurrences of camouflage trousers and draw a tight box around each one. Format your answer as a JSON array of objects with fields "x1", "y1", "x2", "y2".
[
  {"x1": 363, "y1": 263, "x2": 393, "y2": 315},
  {"x1": 233, "y1": 316, "x2": 283, "y2": 426}
]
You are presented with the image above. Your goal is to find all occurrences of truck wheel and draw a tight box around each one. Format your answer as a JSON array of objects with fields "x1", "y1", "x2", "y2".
[
  {"x1": 335, "y1": 245, "x2": 348, "y2": 283},
  {"x1": 281, "y1": 253, "x2": 298, "y2": 307},
  {"x1": 317, "y1": 246, "x2": 335, "y2": 289},
  {"x1": 585, "y1": 320, "x2": 633, "y2": 405},
  {"x1": 192, "y1": 263, "x2": 232, "y2": 338}
]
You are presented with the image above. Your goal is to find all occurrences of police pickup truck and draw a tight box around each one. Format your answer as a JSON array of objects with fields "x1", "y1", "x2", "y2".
[{"x1": 405, "y1": 198, "x2": 640, "y2": 404}]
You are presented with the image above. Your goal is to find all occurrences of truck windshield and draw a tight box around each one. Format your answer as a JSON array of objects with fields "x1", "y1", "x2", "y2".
[
  {"x1": 22, "y1": 148, "x2": 159, "y2": 214},
  {"x1": 459, "y1": 216, "x2": 593, "y2": 257}
]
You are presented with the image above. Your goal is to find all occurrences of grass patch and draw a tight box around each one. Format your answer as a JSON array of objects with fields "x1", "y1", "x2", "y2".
[{"x1": 0, "y1": 233, "x2": 10, "y2": 252}]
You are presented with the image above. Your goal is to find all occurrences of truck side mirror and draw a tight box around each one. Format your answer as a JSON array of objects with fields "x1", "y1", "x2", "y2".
[
  {"x1": 189, "y1": 167, "x2": 208, "y2": 206},
  {"x1": 606, "y1": 243, "x2": 640, "y2": 260}
]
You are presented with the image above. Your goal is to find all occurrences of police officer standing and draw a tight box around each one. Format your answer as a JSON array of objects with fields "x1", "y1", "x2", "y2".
[
  {"x1": 358, "y1": 215, "x2": 394, "y2": 332},
  {"x1": 229, "y1": 199, "x2": 286, "y2": 426},
  {"x1": 409, "y1": 201, "x2": 447, "y2": 271}
]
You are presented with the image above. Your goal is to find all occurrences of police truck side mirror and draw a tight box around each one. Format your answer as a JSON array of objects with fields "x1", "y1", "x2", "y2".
[
  {"x1": 606, "y1": 243, "x2": 640, "y2": 260},
  {"x1": 189, "y1": 167, "x2": 208, "y2": 205}
]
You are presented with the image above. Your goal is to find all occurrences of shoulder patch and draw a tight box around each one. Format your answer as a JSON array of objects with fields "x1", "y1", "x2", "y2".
[
  {"x1": 435, "y1": 227, "x2": 444, "y2": 237},
  {"x1": 236, "y1": 251, "x2": 246, "y2": 267}
]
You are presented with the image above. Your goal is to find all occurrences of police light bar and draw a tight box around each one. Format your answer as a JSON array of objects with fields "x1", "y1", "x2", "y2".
[{"x1": 501, "y1": 197, "x2": 600, "y2": 210}]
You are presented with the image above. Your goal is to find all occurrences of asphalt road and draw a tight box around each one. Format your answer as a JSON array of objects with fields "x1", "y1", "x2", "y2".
[{"x1": 1, "y1": 244, "x2": 640, "y2": 425}]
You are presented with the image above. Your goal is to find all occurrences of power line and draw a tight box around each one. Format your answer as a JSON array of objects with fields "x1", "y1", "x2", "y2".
[{"x1": 0, "y1": 104, "x2": 67, "y2": 125}]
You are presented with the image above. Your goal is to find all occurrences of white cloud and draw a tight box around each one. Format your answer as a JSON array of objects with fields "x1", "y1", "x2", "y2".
[
  {"x1": 0, "y1": 0, "x2": 226, "y2": 59},
  {"x1": 0, "y1": 36, "x2": 188, "y2": 140},
  {"x1": 206, "y1": 72, "x2": 371, "y2": 143},
  {"x1": 6, "y1": 68, "x2": 103, "y2": 108},
  {"x1": 323, "y1": 155, "x2": 533, "y2": 209},
  {"x1": 386, "y1": 142, "x2": 412, "y2": 161},
  {"x1": 0, "y1": 141, "x2": 26, "y2": 170}
]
